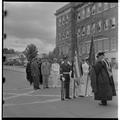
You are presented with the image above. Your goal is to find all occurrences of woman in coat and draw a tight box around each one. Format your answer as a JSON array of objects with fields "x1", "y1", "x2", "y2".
[
  {"x1": 90, "y1": 52, "x2": 116, "y2": 106},
  {"x1": 31, "y1": 58, "x2": 40, "y2": 90},
  {"x1": 26, "y1": 60, "x2": 33, "y2": 85}
]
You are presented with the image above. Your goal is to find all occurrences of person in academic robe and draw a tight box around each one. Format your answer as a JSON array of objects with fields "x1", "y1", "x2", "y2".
[{"x1": 90, "y1": 52, "x2": 116, "y2": 106}]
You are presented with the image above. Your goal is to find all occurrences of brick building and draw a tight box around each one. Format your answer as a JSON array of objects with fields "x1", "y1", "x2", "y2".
[{"x1": 55, "y1": 2, "x2": 118, "y2": 61}]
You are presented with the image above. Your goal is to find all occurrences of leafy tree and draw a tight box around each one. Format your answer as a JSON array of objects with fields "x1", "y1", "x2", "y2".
[
  {"x1": 23, "y1": 44, "x2": 38, "y2": 61},
  {"x1": 19, "y1": 54, "x2": 26, "y2": 64}
]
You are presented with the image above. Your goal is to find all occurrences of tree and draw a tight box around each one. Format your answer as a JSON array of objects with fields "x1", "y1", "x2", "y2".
[
  {"x1": 19, "y1": 54, "x2": 26, "y2": 65},
  {"x1": 23, "y1": 44, "x2": 38, "y2": 61},
  {"x1": 53, "y1": 47, "x2": 59, "y2": 59}
]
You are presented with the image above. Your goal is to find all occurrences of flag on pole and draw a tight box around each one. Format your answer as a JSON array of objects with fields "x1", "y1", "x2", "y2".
[{"x1": 88, "y1": 36, "x2": 96, "y2": 66}]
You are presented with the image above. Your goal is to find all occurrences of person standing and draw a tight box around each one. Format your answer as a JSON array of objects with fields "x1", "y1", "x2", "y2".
[
  {"x1": 26, "y1": 60, "x2": 33, "y2": 85},
  {"x1": 41, "y1": 58, "x2": 51, "y2": 89},
  {"x1": 51, "y1": 58, "x2": 60, "y2": 88},
  {"x1": 79, "y1": 59, "x2": 89, "y2": 97},
  {"x1": 60, "y1": 56, "x2": 72, "y2": 100},
  {"x1": 37, "y1": 58, "x2": 43, "y2": 86},
  {"x1": 90, "y1": 52, "x2": 116, "y2": 106},
  {"x1": 31, "y1": 58, "x2": 40, "y2": 90}
]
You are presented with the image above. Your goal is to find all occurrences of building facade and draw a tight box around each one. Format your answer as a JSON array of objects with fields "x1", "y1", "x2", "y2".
[{"x1": 55, "y1": 2, "x2": 118, "y2": 61}]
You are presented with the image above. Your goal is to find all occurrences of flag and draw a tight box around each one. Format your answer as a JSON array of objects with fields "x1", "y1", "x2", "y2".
[{"x1": 88, "y1": 36, "x2": 96, "y2": 66}]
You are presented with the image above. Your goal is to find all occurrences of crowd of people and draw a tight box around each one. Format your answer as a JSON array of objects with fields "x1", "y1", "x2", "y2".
[
  {"x1": 26, "y1": 51, "x2": 116, "y2": 106},
  {"x1": 26, "y1": 57, "x2": 61, "y2": 90}
]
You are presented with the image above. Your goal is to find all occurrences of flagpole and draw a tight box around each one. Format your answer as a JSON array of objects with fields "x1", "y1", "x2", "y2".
[{"x1": 85, "y1": 35, "x2": 95, "y2": 96}]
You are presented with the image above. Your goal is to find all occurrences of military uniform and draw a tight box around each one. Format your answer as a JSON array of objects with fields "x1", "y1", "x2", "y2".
[{"x1": 60, "y1": 58, "x2": 72, "y2": 100}]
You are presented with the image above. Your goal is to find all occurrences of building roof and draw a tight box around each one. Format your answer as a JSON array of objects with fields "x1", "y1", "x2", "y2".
[{"x1": 55, "y1": 2, "x2": 85, "y2": 16}]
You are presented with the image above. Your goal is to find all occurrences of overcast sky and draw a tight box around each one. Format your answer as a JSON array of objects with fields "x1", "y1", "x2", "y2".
[{"x1": 4, "y1": 2, "x2": 68, "y2": 54}]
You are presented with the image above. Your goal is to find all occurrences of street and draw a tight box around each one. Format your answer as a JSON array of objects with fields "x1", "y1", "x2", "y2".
[{"x1": 3, "y1": 66, "x2": 118, "y2": 118}]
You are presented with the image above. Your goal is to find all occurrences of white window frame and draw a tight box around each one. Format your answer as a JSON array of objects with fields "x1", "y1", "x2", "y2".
[
  {"x1": 77, "y1": 12, "x2": 81, "y2": 21},
  {"x1": 62, "y1": 16, "x2": 65, "y2": 25},
  {"x1": 97, "y1": 3, "x2": 102, "y2": 13},
  {"x1": 82, "y1": 26, "x2": 85, "y2": 36},
  {"x1": 111, "y1": 17, "x2": 116, "y2": 29},
  {"x1": 98, "y1": 21, "x2": 102, "y2": 32},
  {"x1": 91, "y1": 4, "x2": 96, "y2": 15},
  {"x1": 82, "y1": 9, "x2": 85, "y2": 19},
  {"x1": 77, "y1": 28, "x2": 81, "y2": 37},
  {"x1": 87, "y1": 25, "x2": 90, "y2": 35},
  {"x1": 86, "y1": 7, "x2": 90, "y2": 17},
  {"x1": 104, "y1": 3, "x2": 109, "y2": 11},
  {"x1": 66, "y1": 31, "x2": 69, "y2": 38},
  {"x1": 104, "y1": 19, "x2": 109, "y2": 30},
  {"x1": 91, "y1": 23, "x2": 96, "y2": 34}
]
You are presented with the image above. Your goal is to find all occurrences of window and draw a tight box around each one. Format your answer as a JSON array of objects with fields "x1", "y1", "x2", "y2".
[
  {"x1": 111, "y1": 38, "x2": 117, "y2": 51},
  {"x1": 58, "y1": 33, "x2": 61, "y2": 41},
  {"x1": 77, "y1": 28, "x2": 81, "y2": 37},
  {"x1": 58, "y1": 18, "x2": 61, "y2": 27},
  {"x1": 104, "y1": 3, "x2": 109, "y2": 10},
  {"x1": 91, "y1": 4, "x2": 96, "y2": 15},
  {"x1": 82, "y1": 9, "x2": 85, "y2": 19},
  {"x1": 94, "y1": 41, "x2": 98, "y2": 53},
  {"x1": 98, "y1": 21, "x2": 102, "y2": 32},
  {"x1": 97, "y1": 40, "x2": 103, "y2": 51},
  {"x1": 82, "y1": 45, "x2": 86, "y2": 54},
  {"x1": 86, "y1": 7, "x2": 90, "y2": 17},
  {"x1": 91, "y1": 23, "x2": 96, "y2": 34},
  {"x1": 87, "y1": 25, "x2": 90, "y2": 35},
  {"x1": 77, "y1": 12, "x2": 81, "y2": 21},
  {"x1": 66, "y1": 31, "x2": 69, "y2": 38},
  {"x1": 86, "y1": 42, "x2": 90, "y2": 54},
  {"x1": 110, "y1": 3, "x2": 116, "y2": 8},
  {"x1": 62, "y1": 33, "x2": 65, "y2": 39},
  {"x1": 82, "y1": 26, "x2": 85, "y2": 36},
  {"x1": 97, "y1": 3, "x2": 102, "y2": 12},
  {"x1": 104, "y1": 19, "x2": 109, "y2": 30},
  {"x1": 62, "y1": 16, "x2": 65, "y2": 25},
  {"x1": 111, "y1": 17, "x2": 116, "y2": 28},
  {"x1": 103, "y1": 39, "x2": 109, "y2": 51}
]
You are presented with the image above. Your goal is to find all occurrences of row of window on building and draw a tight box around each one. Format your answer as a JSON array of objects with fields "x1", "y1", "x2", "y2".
[
  {"x1": 57, "y1": 13, "x2": 70, "y2": 27},
  {"x1": 59, "y1": 45, "x2": 70, "y2": 56},
  {"x1": 57, "y1": 16, "x2": 116, "y2": 41},
  {"x1": 57, "y1": 3, "x2": 117, "y2": 27},
  {"x1": 77, "y1": 17, "x2": 116, "y2": 37},
  {"x1": 57, "y1": 30, "x2": 70, "y2": 41},
  {"x1": 79, "y1": 38, "x2": 117, "y2": 55},
  {"x1": 77, "y1": 2, "x2": 117, "y2": 22}
]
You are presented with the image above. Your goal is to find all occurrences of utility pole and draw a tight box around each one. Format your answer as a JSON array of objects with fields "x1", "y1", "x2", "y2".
[{"x1": 71, "y1": 3, "x2": 76, "y2": 63}]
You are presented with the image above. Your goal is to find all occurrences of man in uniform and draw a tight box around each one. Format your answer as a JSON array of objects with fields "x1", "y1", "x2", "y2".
[{"x1": 60, "y1": 56, "x2": 73, "y2": 100}]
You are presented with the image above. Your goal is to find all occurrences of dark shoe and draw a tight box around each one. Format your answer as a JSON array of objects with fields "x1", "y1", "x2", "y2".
[
  {"x1": 3, "y1": 100, "x2": 4, "y2": 104},
  {"x1": 66, "y1": 97, "x2": 71, "y2": 99},
  {"x1": 34, "y1": 87, "x2": 40, "y2": 90},
  {"x1": 79, "y1": 95, "x2": 85, "y2": 97},
  {"x1": 98, "y1": 103, "x2": 107, "y2": 106},
  {"x1": 61, "y1": 98, "x2": 65, "y2": 101}
]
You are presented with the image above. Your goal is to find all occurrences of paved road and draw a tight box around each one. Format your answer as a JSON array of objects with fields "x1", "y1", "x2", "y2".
[{"x1": 3, "y1": 66, "x2": 118, "y2": 118}]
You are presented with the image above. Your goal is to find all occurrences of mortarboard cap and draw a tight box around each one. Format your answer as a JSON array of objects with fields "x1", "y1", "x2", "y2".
[{"x1": 96, "y1": 52, "x2": 105, "y2": 58}]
